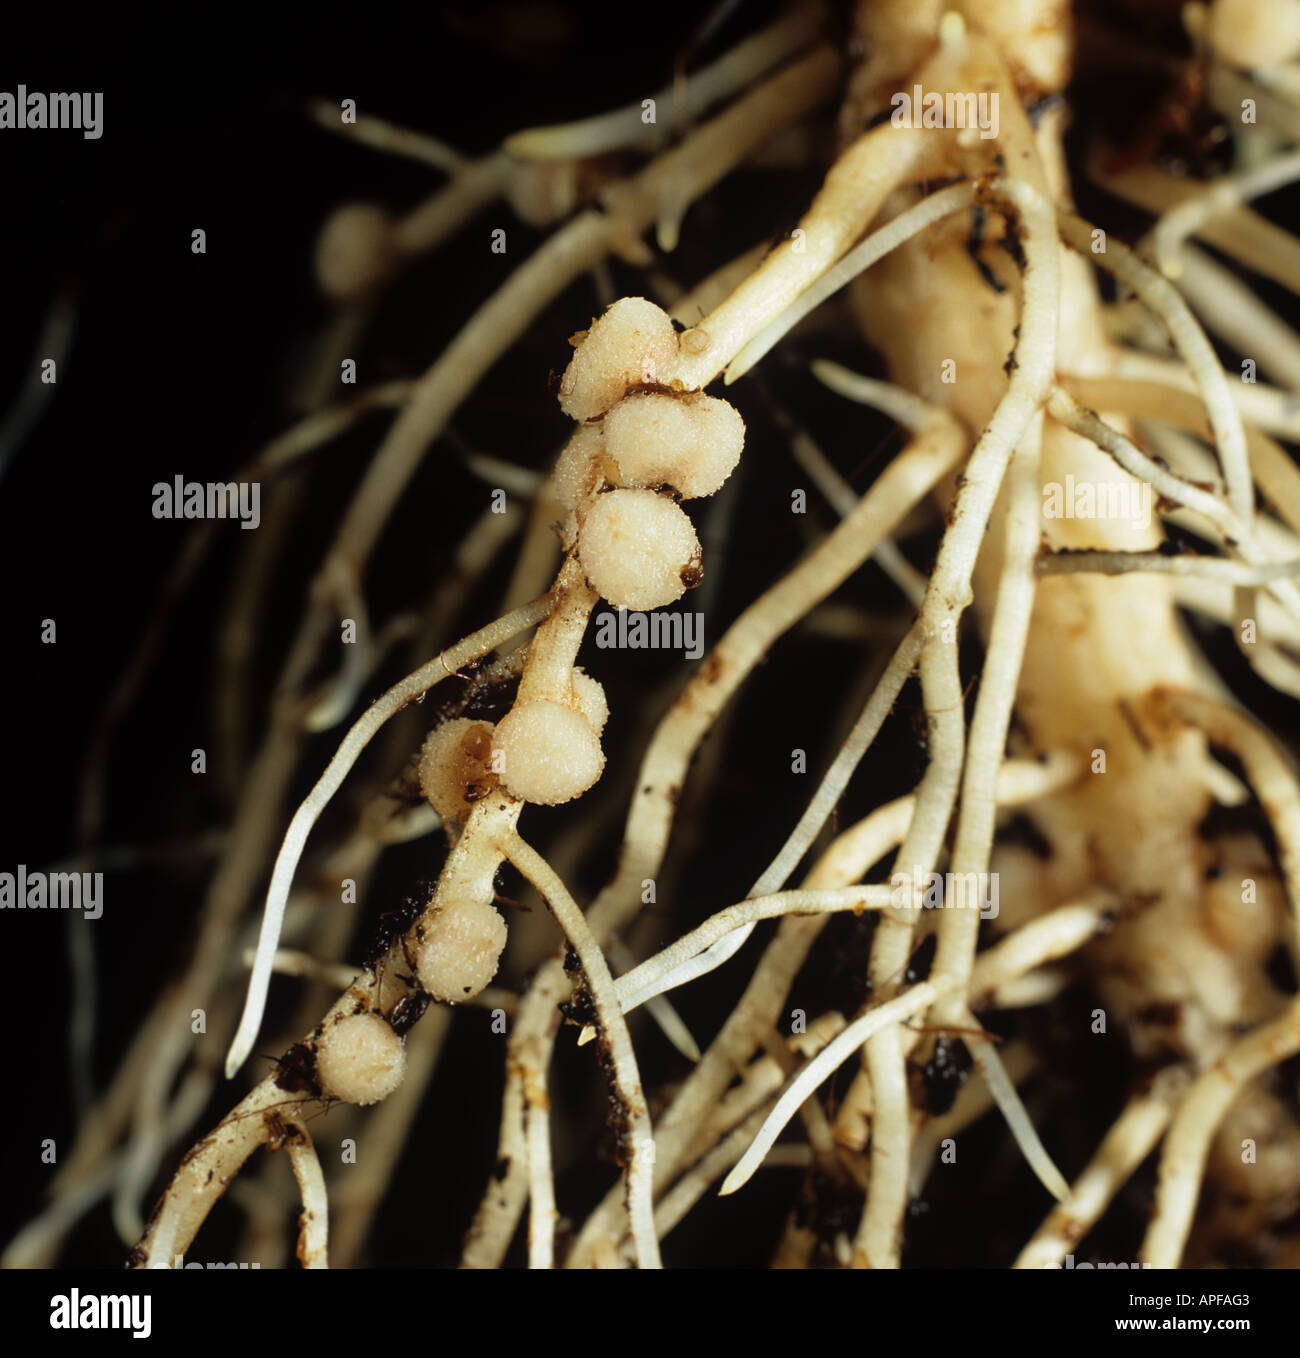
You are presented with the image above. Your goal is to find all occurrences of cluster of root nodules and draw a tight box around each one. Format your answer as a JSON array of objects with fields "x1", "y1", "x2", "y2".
[{"x1": 557, "y1": 297, "x2": 744, "y2": 611}]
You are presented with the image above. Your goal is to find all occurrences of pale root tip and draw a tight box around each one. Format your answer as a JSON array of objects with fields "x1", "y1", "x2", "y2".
[
  {"x1": 224, "y1": 1017, "x2": 258, "y2": 1079},
  {"x1": 938, "y1": 10, "x2": 966, "y2": 46},
  {"x1": 314, "y1": 203, "x2": 398, "y2": 303},
  {"x1": 502, "y1": 130, "x2": 549, "y2": 160}
]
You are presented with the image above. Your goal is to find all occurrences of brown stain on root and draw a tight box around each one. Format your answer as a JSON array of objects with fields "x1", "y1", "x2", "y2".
[
  {"x1": 263, "y1": 1110, "x2": 307, "y2": 1153},
  {"x1": 593, "y1": 1028, "x2": 634, "y2": 1171},
  {"x1": 273, "y1": 1043, "x2": 322, "y2": 1099}
]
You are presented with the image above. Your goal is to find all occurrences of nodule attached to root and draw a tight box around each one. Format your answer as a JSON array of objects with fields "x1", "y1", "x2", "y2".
[
  {"x1": 314, "y1": 202, "x2": 400, "y2": 304},
  {"x1": 577, "y1": 488, "x2": 702, "y2": 610},
  {"x1": 418, "y1": 717, "x2": 498, "y2": 824},
  {"x1": 314, "y1": 1011, "x2": 407, "y2": 1106},
  {"x1": 603, "y1": 390, "x2": 745, "y2": 499},
  {"x1": 414, "y1": 890, "x2": 509, "y2": 1003},
  {"x1": 558, "y1": 297, "x2": 680, "y2": 422},
  {"x1": 491, "y1": 698, "x2": 604, "y2": 805},
  {"x1": 553, "y1": 424, "x2": 614, "y2": 510},
  {"x1": 570, "y1": 668, "x2": 609, "y2": 737}
]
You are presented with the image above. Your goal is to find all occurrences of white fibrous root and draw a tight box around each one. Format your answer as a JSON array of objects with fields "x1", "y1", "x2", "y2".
[
  {"x1": 492, "y1": 698, "x2": 605, "y2": 805},
  {"x1": 558, "y1": 297, "x2": 680, "y2": 421},
  {"x1": 418, "y1": 718, "x2": 498, "y2": 824},
  {"x1": 313, "y1": 202, "x2": 399, "y2": 303},
  {"x1": 603, "y1": 391, "x2": 745, "y2": 499},
  {"x1": 414, "y1": 883, "x2": 510, "y2": 1003},
  {"x1": 314, "y1": 1011, "x2": 407, "y2": 1106},
  {"x1": 577, "y1": 489, "x2": 702, "y2": 610}
]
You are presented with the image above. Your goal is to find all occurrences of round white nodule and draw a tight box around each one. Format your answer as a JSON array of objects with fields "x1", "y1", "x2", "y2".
[
  {"x1": 603, "y1": 391, "x2": 744, "y2": 499},
  {"x1": 578, "y1": 489, "x2": 701, "y2": 611},
  {"x1": 314, "y1": 203, "x2": 398, "y2": 304},
  {"x1": 492, "y1": 699, "x2": 605, "y2": 805},
  {"x1": 314, "y1": 1011, "x2": 406, "y2": 1106},
  {"x1": 558, "y1": 297, "x2": 679, "y2": 422},
  {"x1": 414, "y1": 897, "x2": 509, "y2": 1003}
]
